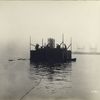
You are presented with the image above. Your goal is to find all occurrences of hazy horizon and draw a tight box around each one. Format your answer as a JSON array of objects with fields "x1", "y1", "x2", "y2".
[
  {"x1": 1, "y1": 1, "x2": 100, "y2": 100},
  {"x1": 0, "y1": 1, "x2": 100, "y2": 59}
]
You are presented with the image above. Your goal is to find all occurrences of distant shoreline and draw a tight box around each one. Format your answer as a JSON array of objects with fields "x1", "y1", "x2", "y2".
[{"x1": 72, "y1": 52, "x2": 100, "y2": 55}]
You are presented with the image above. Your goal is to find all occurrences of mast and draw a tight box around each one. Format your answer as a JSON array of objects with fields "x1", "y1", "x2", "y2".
[
  {"x1": 71, "y1": 37, "x2": 72, "y2": 51},
  {"x1": 29, "y1": 36, "x2": 31, "y2": 60},
  {"x1": 30, "y1": 36, "x2": 31, "y2": 51},
  {"x1": 62, "y1": 33, "x2": 64, "y2": 43},
  {"x1": 42, "y1": 38, "x2": 43, "y2": 47}
]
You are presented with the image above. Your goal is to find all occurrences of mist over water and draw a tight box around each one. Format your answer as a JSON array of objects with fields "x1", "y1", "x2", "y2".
[
  {"x1": 0, "y1": 46, "x2": 100, "y2": 100},
  {"x1": 0, "y1": 1, "x2": 100, "y2": 100}
]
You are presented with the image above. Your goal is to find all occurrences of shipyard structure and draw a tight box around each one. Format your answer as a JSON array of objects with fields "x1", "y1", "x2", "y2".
[{"x1": 30, "y1": 36, "x2": 76, "y2": 63}]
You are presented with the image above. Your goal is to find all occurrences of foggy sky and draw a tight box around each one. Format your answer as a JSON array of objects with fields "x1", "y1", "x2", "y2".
[{"x1": 0, "y1": 1, "x2": 100, "y2": 54}]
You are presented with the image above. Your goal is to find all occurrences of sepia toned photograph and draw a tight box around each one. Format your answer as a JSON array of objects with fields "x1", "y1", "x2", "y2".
[{"x1": 0, "y1": 0, "x2": 100, "y2": 100}]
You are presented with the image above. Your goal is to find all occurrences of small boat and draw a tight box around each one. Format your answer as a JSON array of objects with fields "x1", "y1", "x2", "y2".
[
  {"x1": 8, "y1": 59, "x2": 15, "y2": 61},
  {"x1": 17, "y1": 58, "x2": 26, "y2": 60},
  {"x1": 30, "y1": 35, "x2": 76, "y2": 63}
]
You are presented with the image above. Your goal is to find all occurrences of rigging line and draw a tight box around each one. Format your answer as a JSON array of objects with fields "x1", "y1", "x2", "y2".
[{"x1": 19, "y1": 76, "x2": 43, "y2": 100}]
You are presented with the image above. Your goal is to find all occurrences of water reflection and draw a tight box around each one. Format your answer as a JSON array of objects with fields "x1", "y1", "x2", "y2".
[
  {"x1": 28, "y1": 63, "x2": 72, "y2": 97},
  {"x1": 30, "y1": 62, "x2": 72, "y2": 84}
]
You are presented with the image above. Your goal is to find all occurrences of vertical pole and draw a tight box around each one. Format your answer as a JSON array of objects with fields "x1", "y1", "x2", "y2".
[
  {"x1": 70, "y1": 37, "x2": 72, "y2": 59},
  {"x1": 30, "y1": 36, "x2": 31, "y2": 51},
  {"x1": 42, "y1": 38, "x2": 43, "y2": 47},
  {"x1": 30, "y1": 36, "x2": 31, "y2": 60},
  {"x1": 71, "y1": 37, "x2": 72, "y2": 51},
  {"x1": 62, "y1": 33, "x2": 64, "y2": 43}
]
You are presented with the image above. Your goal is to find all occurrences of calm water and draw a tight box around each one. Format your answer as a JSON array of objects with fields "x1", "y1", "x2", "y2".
[{"x1": 0, "y1": 54, "x2": 100, "y2": 100}]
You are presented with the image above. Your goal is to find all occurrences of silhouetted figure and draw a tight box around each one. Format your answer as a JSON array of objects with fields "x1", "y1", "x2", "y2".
[{"x1": 35, "y1": 44, "x2": 39, "y2": 50}]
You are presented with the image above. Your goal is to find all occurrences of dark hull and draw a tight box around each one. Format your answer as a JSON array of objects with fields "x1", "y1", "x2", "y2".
[{"x1": 30, "y1": 48, "x2": 75, "y2": 63}]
